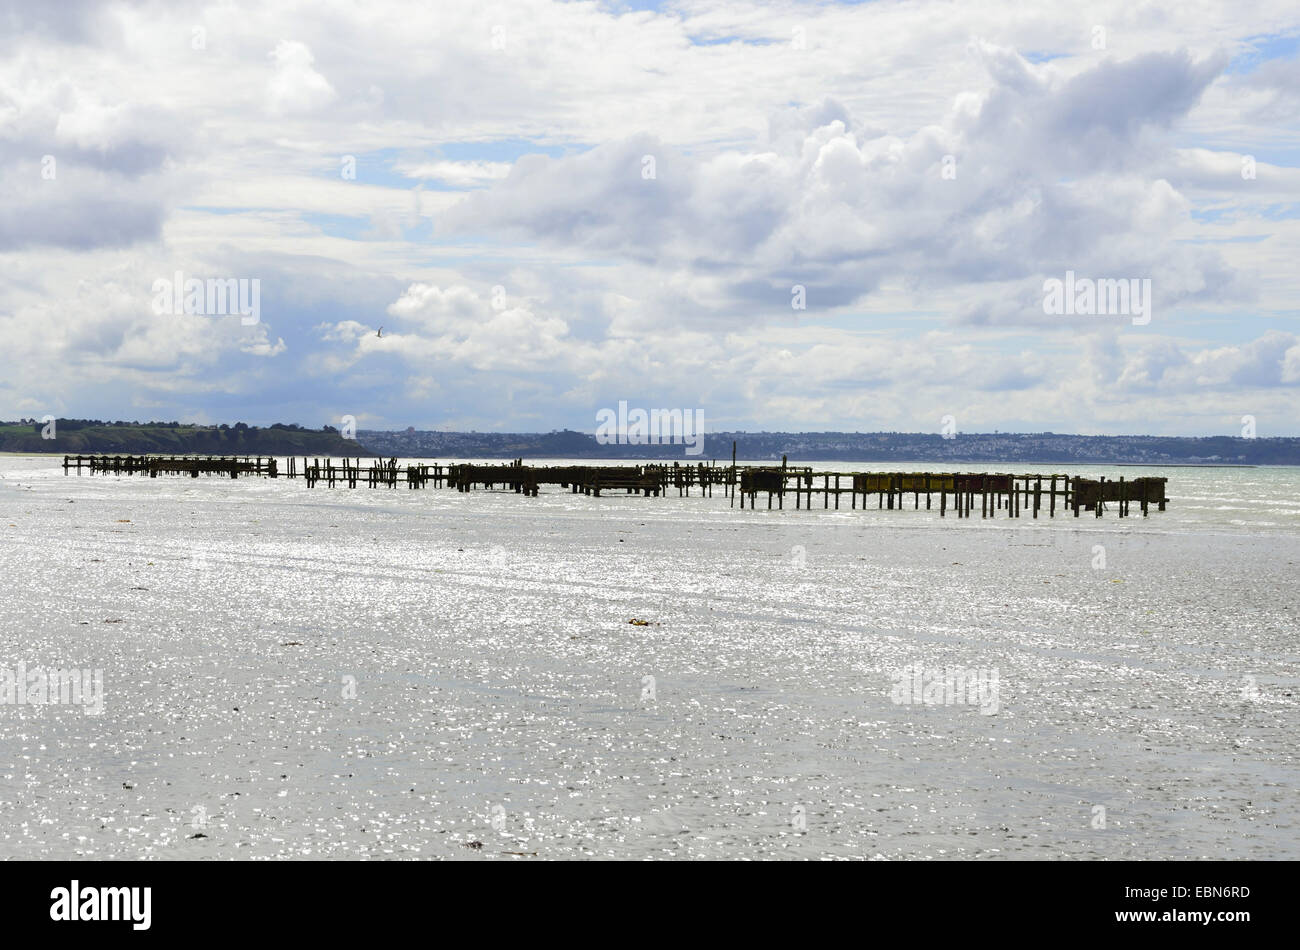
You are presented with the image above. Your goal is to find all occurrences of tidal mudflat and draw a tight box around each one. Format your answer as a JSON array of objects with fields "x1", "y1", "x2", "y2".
[{"x1": 1, "y1": 457, "x2": 1296, "y2": 859}]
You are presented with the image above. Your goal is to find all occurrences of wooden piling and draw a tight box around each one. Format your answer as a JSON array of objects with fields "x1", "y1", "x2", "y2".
[{"x1": 64, "y1": 457, "x2": 1170, "y2": 524}]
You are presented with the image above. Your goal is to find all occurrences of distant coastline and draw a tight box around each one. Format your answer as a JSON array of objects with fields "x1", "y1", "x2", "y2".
[
  {"x1": 357, "y1": 428, "x2": 1300, "y2": 466},
  {"x1": 0, "y1": 420, "x2": 374, "y2": 457},
  {"x1": 4, "y1": 420, "x2": 1298, "y2": 466}
]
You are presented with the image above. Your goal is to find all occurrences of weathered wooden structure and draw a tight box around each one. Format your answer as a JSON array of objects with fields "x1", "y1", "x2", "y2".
[
  {"x1": 735, "y1": 467, "x2": 1166, "y2": 517},
  {"x1": 64, "y1": 453, "x2": 1169, "y2": 518},
  {"x1": 64, "y1": 454, "x2": 278, "y2": 478}
]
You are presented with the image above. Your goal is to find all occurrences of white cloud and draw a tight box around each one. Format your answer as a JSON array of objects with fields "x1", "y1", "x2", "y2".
[
  {"x1": 1, "y1": 0, "x2": 1298, "y2": 434},
  {"x1": 267, "y1": 40, "x2": 336, "y2": 115},
  {"x1": 393, "y1": 160, "x2": 512, "y2": 187}
]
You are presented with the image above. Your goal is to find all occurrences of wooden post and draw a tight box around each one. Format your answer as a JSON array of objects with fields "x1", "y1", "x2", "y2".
[{"x1": 730, "y1": 444, "x2": 736, "y2": 507}]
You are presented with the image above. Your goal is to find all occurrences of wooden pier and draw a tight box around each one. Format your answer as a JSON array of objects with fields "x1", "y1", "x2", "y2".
[
  {"x1": 62, "y1": 453, "x2": 1169, "y2": 518},
  {"x1": 734, "y1": 467, "x2": 1166, "y2": 517},
  {"x1": 63, "y1": 454, "x2": 279, "y2": 478}
]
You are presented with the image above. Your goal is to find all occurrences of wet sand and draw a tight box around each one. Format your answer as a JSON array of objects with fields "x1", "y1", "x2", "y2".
[{"x1": 1, "y1": 457, "x2": 1297, "y2": 859}]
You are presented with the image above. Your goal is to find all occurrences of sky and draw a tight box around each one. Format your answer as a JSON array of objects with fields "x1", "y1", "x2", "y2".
[{"x1": 1, "y1": 0, "x2": 1298, "y2": 436}]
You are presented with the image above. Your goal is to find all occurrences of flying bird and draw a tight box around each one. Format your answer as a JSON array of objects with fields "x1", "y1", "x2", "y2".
[{"x1": 377, "y1": 327, "x2": 383, "y2": 338}]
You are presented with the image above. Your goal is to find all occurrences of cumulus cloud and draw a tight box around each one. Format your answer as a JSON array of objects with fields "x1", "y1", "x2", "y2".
[
  {"x1": 323, "y1": 283, "x2": 583, "y2": 374},
  {"x1": 0, "y1": 72, "x2": 176, "y2": 249},
  {"x1": 2, "y1": 0, "x2": 1298, "y2": 434},
  {"x1": 441, "y1": 48, "x2": 1240, "y2": 326},
  {"x1": 267, "y1": 40, "x2": 336, "y2": 115}
]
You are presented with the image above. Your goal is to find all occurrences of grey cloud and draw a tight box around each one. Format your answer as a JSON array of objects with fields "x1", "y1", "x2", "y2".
[
  {"x1": 966, "y1": 46, "x2": 1228, "y2": 175},
  {"x1": 0, "y1": 185, "x2": 164, "y2": 251},
  {"x1": 443, "y1": 48, "x2": 1237, "y2": 327},
  {"x1": 0, "y1": 0, "x2": 126, "y2": 47},
  {"x1": 1234, "y1": 54, "x2": 1300, "y2": 120}
]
